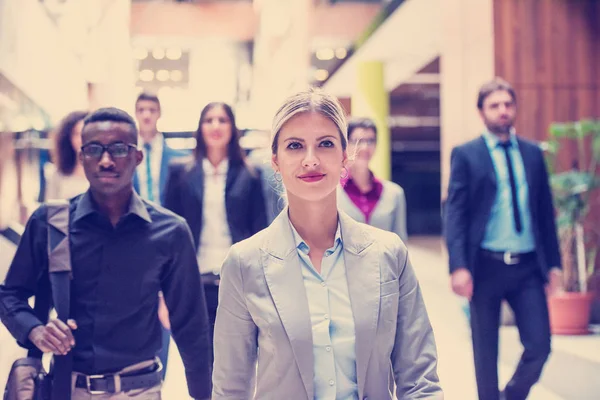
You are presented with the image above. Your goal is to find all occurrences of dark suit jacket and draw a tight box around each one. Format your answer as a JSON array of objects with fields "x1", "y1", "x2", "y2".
[
  {"x1": 163, "y1": 158, "x2": 268, "y2": 251},
  {"x1": 444, "y1": 136, "x2": 561, "y2": 280},
  {"x1": 133, "y1": 140, "x2": 189, "y2": 205}
]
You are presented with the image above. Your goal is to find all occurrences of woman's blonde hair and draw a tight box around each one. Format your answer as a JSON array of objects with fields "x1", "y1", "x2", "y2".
[{"x1": 270, "y1": 88, "x2": 348, "y2": 154}]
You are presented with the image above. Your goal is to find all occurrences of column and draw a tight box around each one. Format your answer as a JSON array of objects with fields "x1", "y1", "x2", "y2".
[
  {"x1": 440, "y1": 0, "x2": 495, "y2": 198},
  {"x1": 351, "y1": 61, "x2": 390, "y2": 180}
]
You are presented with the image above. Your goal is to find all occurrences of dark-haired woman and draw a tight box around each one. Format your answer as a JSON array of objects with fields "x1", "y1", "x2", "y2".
[
  {"x1": 163, "y1": 102, "x2": 267, "y2": 357},
  {"x1": 45, "y1": 111, "x2": 90, "y2": 200}
]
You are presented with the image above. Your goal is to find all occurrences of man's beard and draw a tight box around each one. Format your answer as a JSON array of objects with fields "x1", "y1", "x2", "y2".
[{"x1": 487, "y1": 120, "x2": 513, "y2": 135}]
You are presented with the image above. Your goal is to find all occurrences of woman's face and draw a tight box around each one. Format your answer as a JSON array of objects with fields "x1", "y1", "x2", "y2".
[
  {"x1": 71, "y1": 120, "x2": 84, "y2": 154},
  {"x1": 272, "y1": 112, "x2": 347, "y2": 203},
  {"x1": 348, "y1": 127, "x2": 376, "y2": 163},
  {"x1": 201, "y1": 105, "x2": 233, "y2": 152}
]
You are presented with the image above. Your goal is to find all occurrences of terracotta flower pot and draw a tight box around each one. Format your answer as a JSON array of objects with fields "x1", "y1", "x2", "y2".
[{"x1": 548, "y1": 292, "x2": 594, "y2": 335}]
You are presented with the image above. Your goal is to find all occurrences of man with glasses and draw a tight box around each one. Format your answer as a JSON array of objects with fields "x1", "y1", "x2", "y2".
[{"x1": 0, "y1": 108, "x2": 211, "y2": 399}]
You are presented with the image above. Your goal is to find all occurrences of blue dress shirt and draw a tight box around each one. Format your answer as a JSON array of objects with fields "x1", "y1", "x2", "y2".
[
  {"x1": 288, "y1": 219, "x2": 359, "y2": 400},
  {"x1": 481, "y1": 131, "x2": 536, "y2": 252}
]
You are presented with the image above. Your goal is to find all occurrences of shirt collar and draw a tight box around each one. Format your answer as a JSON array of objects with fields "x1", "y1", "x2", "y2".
[
  {"x1": 73, "y1": 190, "x2": 152, "y2": 224},
  {"x1": 482, "y1": 129, "x2": 518, "y2": 150},
  {"x1": 139, "y1": 133, "x2": 163, "y2": 151},
  {"x1": 287, "y1": 213, "x2": 343, "y2": 255},
  {"x1": 202, "y1": 158, "x2": 229, "y2": 175}
]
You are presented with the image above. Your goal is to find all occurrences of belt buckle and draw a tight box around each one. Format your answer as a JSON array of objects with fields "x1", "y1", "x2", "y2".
[
  {"x1": 503, "y1": 251, "x2": 519, "y2": 265},
  {"x1": 86, "y1": 374, "x2": 120, "y2": 394}
]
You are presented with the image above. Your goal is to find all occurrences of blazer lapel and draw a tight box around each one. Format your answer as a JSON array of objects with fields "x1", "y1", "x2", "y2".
[
  {"x1": 478, "y1": 136, "x2": 497, "y2": 187},
  {"x1": 517, "y1": 139, "x2": 536, "y2": 210},
  {"x1": 225, "y1": 162, "x2": 240, "y2": 195},
  {"x1": 339, "y1": 212, "x2": 378, "y2": 400},
  {"x1": 159, "y1": 142, "x2": 171, "y2": 199},
  {"x1": 262, "y1": 211, "x2": 314, "y2": 399},
  {"x1": 187, "y1": 162, "x2": 205, "y2": 210}
]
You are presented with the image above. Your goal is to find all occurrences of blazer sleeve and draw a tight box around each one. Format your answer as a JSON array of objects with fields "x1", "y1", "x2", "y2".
[
  {"x1": 391, "y1": 242, "x2": 443, "y2": 399},
  {"x1": 445, "y1": 146, "x2": 470, "y2": 272},
  {"x1": 393, "y1": 185, "x2": 408, "y2": 243},
  {"x1": 537, "y1": 148, "x2": 562, "y2": 269},
  {"x1": 212, "y1": 245, "x2": 258, "y2": 399}
]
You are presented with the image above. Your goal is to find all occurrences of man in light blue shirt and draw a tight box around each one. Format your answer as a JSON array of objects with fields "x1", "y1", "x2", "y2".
[
  {"x1": 290, "y1": 219, "x2": 359, "y2": 400},
  {"x1": 445, "y1": 78, "x2": 562, "y2": 400},
  {"x1": 481, "y1": 129, "x2": 536, "y2": 253}
]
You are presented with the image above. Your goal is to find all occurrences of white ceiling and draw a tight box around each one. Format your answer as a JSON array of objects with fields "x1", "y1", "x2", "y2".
[{"x1": 323, "y1": 0, "x2": 441, "y2": 97}]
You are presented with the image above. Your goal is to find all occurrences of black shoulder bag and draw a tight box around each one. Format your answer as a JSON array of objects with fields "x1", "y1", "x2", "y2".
[{"x1": 3, "y1": 200, "x2": 73, "y2": 400}]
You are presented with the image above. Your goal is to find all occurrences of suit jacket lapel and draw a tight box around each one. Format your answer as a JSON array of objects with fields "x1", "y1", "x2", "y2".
[
  {"x1": 225, "y1": 162, "x2": 240, "y2": 195},
  {"x1": 339, "y1": 212, "x2": 377, "y2": 400},
  {"x1": 517, "y1": 139, "x2": 536, "y2": 210},
  {"x1": 159, "y1": 142, "x2": 171, "y2": 199},
  {"x1": 478, "y1": 136, "x2": 497, "y2": 187},
  {"x1": 187, "y1": 162, "x2": 205, "y2": 211},
  {"x1": 262, "y1": 210, "x2": 314, "y2": 399}
]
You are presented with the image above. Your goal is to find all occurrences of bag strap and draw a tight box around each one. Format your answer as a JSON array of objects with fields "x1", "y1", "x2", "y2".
[{"x1": 45, "y1": 200, "x2": 73, "y2": 399}]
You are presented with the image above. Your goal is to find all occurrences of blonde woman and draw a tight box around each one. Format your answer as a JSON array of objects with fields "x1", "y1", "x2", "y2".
[{"x1": 212, "y1": 89, "x2": 442, "y2": 400}]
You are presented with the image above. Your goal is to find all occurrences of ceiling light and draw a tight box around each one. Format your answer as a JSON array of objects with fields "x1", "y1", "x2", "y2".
[
  {"x1": 315, "y1": 69, "x2": 329, "y2": 81},
  {"x1": 166, "y1": 48, "x2": 182, "y2": 60},
  {"x1": 133, "y1": 47, "x2": 148, "y2": 60},
  {"x1": 156, "y1": 69, "x2": 170, "y2": 82},
  {"x1": 170, "y1": 70, "x2": 183, "y2": 82},
  {"x1": 335, "y1": 48, "x2": 348, "y2": 59},
  {"x1": 139, "y1": 69, "x2": 154, "y2": 82},
  {"x1": 152, "y1": 48, "x2": 165, "y2": 60},
  {"x1": 316, "y1": 48, "x2": 334, "y2": 61}
]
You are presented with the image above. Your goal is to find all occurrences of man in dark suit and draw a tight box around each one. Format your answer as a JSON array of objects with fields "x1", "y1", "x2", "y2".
[
  {"x1": 132, "y1": 92, "x2": 188, "y2": 380},
  {"x1": 445, "y1": 78, "x2": 562, "y2": 400}
]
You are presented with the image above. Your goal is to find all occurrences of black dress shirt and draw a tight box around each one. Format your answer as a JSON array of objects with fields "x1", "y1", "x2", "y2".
[{"x1": 0, "y1": 191, "x2": 211, "y2": 399}]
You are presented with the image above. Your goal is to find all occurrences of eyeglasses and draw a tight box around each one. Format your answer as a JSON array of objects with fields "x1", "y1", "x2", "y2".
[
  {"x1": 81, "y1": 142, "x2": 137, "y2": 159},
  {"x1": 349, "y1": 138, "x2": 377, "y2": 146}
]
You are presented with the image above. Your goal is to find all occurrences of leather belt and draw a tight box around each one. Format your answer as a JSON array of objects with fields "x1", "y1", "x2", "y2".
[
  {"x1": 75, "y1": 364, "x2": 161, "y2": 394},
  {"x1": 480, "y1": 249, "x2": 536, "y2": 265}
]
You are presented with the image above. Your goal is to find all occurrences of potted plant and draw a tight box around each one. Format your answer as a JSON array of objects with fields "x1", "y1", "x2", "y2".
[{"x1": 544, "y1": 119, "x2": 600, "y2": 335}]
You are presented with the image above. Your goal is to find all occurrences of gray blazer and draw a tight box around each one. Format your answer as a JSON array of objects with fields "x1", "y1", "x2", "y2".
[
  {"x1": 212, "y1": 209, "x2": 442, "y2": 400},
  {"x1": 337, "y1": 180, "x2": 408, "y2": 242}
]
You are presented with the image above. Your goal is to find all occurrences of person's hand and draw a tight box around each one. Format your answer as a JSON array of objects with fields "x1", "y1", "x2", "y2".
[
  {"x1": 158, "y1": 294, "x2": 171, "y2": 331},
  {"x1": 28, "y1": 319, "x2": 77, "y2": 355},
  {"x1": 451, "y1": 268, "x2": 473, "y2": 300},
  {"x1": 546, "y1": 268, "x2": 563, "y2": 296}
]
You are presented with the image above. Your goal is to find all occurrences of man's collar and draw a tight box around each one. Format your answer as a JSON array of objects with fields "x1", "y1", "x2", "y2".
[
  {"x1": 482, "y1": 129, "x2": 517, "y2": 149},
  {"x1": 139, "y1": 132, "x2": 163, "y2": 149},
  {"x1": 73, "y1": 190, "x2": 152, "y2": 224}
]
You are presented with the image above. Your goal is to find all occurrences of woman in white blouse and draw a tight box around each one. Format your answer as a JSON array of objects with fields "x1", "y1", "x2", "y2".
[
  {"x1": 45, "y1": 111, "x2": 90, "y2": 200},
  {"x1": 163, "y1": 102, "x2": 267, "y2": 360},
  {"x1": 212, "y1": 89, "x2": 442, "y2": 399}
]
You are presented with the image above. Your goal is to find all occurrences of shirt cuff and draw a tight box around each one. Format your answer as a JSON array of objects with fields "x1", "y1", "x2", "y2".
[{"x1": 13, "y1": 313, "x2": 44, "y2": 349}]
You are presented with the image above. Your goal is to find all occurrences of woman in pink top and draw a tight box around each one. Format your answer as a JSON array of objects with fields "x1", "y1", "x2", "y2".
[{"x1": 338, "y1": 117, "x2": 408, "y2": 242}]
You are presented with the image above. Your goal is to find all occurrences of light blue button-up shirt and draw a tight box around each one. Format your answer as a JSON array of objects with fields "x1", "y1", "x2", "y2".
[
  {"x1": 481, "y1": 131, "x2": 536, "y2": 252},
  {"x1": 288, "y1": 219, "x2": 359, "y2": 400}
]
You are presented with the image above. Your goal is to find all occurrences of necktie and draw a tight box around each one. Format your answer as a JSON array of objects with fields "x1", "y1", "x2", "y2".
[
  {"x1": 144, "y1": 142, "x2": 154, "y2": 202},
  {"x1": 499, "y1": 141, "x2": 522, "y2": 233}
]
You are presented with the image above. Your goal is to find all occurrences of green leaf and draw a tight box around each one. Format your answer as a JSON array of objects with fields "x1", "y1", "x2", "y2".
[
  {"x1": 579, "y1": 119, "x2": 597, "y2": 137},
  {"x1": 593, "y1": 132, "x2": 600, "y2": 161},
  {"x1": 549, "y1": 123, "x2": 570, "y2": 138}
]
